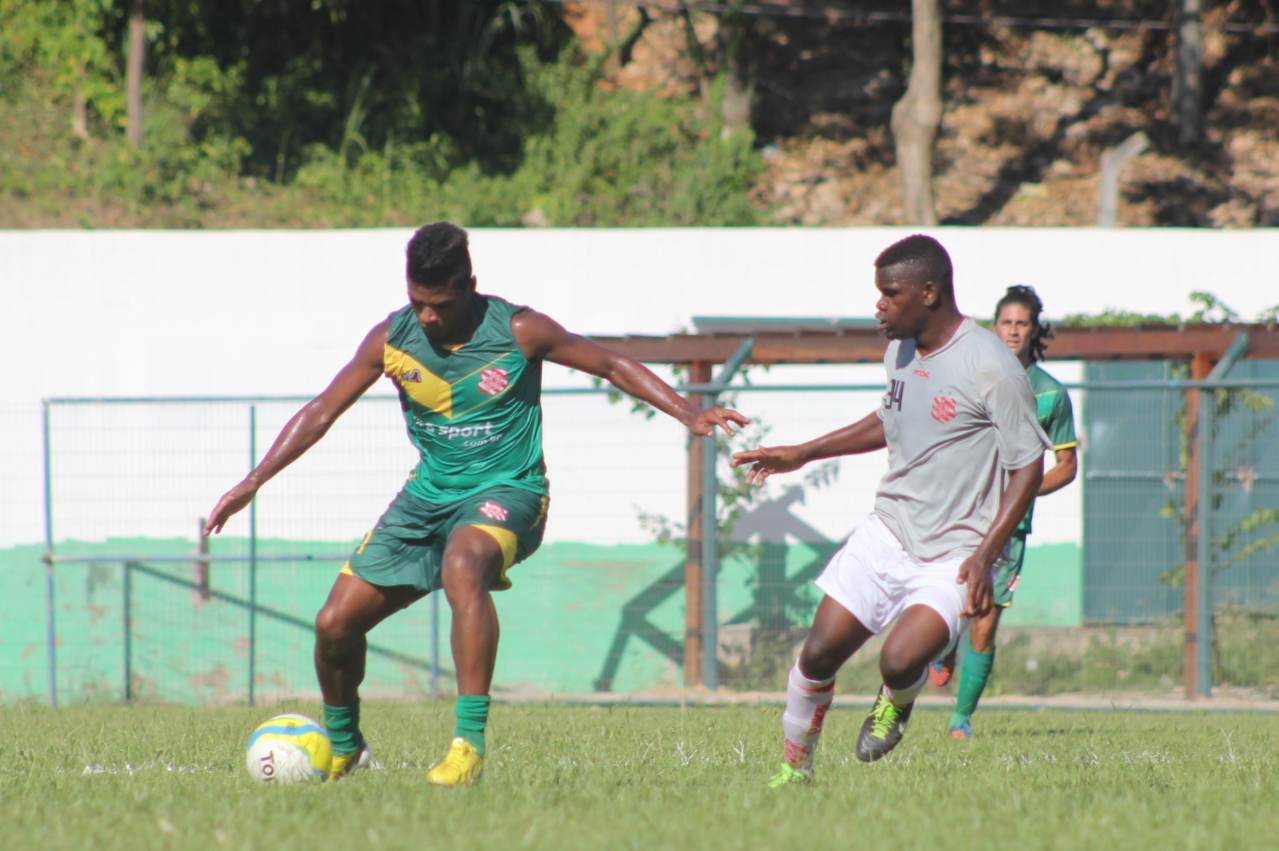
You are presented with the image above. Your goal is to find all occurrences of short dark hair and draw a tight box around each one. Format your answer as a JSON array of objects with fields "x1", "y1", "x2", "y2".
[
  {"x1": 406, "y1": 222, "x2": 472, "y2": 288},
  {"x1": 874, "y1": 234, "x2": 953, "y2": 294},
  {"x1": 995, "y1": 284, "x2": 1054, "y2": 363}
]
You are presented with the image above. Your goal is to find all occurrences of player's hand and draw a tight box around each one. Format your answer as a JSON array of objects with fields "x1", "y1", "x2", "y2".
[
  {"x1": 730, "y1": 445, "x2": 806, "y2": 487},
  {"x1": 688, "y1": 406, "x2": 751, "y2": 437},
  {"x1": 204, "y1": 482, "x2": 259, "y2": 535},
  {"x1": 957, "y1": 555, "x2": 994, "y2": 618}
]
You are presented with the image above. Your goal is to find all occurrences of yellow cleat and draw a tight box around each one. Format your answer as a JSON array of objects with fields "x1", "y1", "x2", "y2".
[
  {"x1": 327, "y1": 743, "x2": 371, "y2": 783},
  {"x1": 767, "y1": 763, "x2": 813, "y2": 788},
  {"x1": 426, "y1": 737, "x2": 484, "y2": 788}
]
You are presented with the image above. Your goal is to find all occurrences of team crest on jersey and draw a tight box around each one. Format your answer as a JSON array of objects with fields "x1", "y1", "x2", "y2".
[
  {"x1": 400, "y1": 369, "x2": 421, "y2": 383},
  {"x1": 931, "y1": 395, "x2": 957, "y2": 423},
  {"x1": 478, "y1": 368, "x2": 509, "y2": 396},
  {"x1": 479, "y1": 501, "x2": 509, "y2": 522}
]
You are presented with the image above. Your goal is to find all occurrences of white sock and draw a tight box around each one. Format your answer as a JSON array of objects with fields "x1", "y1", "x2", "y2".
[
  {"x1": 781, "y1": 661, "x2": 835, "y2": 771},
  {"x1": 882, "y1": 669, "x2": 928, "y2": 707}
]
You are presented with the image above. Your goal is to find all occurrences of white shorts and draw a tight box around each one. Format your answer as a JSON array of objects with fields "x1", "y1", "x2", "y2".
[{"x1": 815, "y1": 513, "x2": 970, "y2": 641}]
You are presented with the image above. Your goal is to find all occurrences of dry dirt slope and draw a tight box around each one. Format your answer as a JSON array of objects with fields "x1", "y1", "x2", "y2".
[{"x1": 566, "y1": 1, "x2": 1279, "y2": 228}]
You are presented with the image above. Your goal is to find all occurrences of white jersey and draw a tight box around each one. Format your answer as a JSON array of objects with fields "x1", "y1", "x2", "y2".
[{"x1": 873, "y1": 317, "x2": 1051, "y2": 564}]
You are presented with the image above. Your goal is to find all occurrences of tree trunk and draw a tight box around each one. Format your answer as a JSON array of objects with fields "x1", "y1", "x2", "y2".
[
  {"x1": 125, "y1": 0, "x2": 145, "y2": 148},
  {"x1": 71, "y1": 63, "x2": 90, "y2": 140},
  {"x1": 890, "y1": 0, "x2": 943, "y2": 226},
  {"x1": 717, "y1": 8, "x2": 754, "y2": 137},
  {"x1": 1174, "y1": 0, "x2": 1202, "y2": 146},
  {"x1": 719, "y1": 61, "x2": 754, "y2": 136}
]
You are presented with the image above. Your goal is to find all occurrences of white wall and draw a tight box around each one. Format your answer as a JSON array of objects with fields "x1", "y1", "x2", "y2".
[{"x1": 3, "y1": 227, "x2": 1275, "y2": 548}]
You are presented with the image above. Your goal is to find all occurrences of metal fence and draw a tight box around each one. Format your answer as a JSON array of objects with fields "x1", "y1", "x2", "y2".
[{"x1": 7, "y1": 368, "x2": 1279, "y2": 706}]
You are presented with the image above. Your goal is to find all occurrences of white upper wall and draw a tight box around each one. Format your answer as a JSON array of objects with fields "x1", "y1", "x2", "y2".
[
  {"x1": 2, "y1": 227, "x2": 1275, "y2": 548},
  {"x1": 4, "y1": 227, "x2": 1276, "y2": 402}
]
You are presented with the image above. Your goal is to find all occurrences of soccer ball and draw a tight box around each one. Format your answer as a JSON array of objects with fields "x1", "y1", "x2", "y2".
[{"x1": 245, "y1": 713, "x2": 332, "y2": 784}]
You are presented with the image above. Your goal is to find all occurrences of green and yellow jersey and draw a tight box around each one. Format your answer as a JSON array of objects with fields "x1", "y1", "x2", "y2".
[
  {"x1": 1017, "y1": 363, "x2": 1076, "y2": 535},
  {"x1": 383, "y1": 295, "x2": 548, "y2": 502}
]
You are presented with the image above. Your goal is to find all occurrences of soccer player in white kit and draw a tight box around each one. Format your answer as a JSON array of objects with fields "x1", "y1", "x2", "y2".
[{"x1": 732, "y1": 235, "x2": 1051, "y2": 783}]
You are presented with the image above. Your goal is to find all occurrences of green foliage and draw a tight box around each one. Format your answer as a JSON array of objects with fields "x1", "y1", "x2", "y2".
[
  {"x1": 0, "y1": 0, "x2": 121, "y2": 122},
  {"x1": 291, "y1": 46, "x2": 765, "y2": 227},
  {"x1": 0, "y1": 6, "x2": 766, "y2": 228},
  {"x1": 1064, "y1": 291, "x2": 1278, "y2": 327}
]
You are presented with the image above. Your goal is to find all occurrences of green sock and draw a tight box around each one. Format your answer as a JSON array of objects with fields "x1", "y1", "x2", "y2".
[
  {"x1": 323, "y1": 701, "x2": 363, "y2": 755},
  {"x1": 454, "y1": 694, "x2": 491, "y2": 755},
  {"x1": 950, "y1": 648, "x2": 995, "y2": 729}
]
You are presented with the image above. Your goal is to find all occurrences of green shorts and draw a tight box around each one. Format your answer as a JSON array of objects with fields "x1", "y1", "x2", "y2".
[
  {"x1": 993, "y1": 533, "x2": 1028, "y2": 608},
  {"x1": 340, "y1": 485, "x2": 549, "y2": 595}
]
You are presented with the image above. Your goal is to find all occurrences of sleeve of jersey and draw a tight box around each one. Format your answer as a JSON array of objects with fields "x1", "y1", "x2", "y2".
[
  {"x1": 1048, "y1": 387, "x2": 1078, "y2": 449},
  {"x1": 986, "y1": 374, "x2": 1053, "y2": 470}
]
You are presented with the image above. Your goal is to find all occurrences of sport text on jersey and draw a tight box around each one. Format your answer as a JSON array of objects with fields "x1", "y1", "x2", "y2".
[{"x1": 411, "y1": 418, "x2": 505, "y2": 449}]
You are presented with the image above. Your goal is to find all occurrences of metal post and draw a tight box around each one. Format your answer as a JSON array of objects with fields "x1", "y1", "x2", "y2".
[
  {"x1": 1194, "y1": 381, "x2": 1212, "y2": 696},
  {"x1": 1195, "y1": 333, "x2": 1248, "y2": 697},
  {"x1": 700, "y1": 339, "x2": 754, "y2": 691},
  {"x1": 248, "y1": 405, "x2": 258, "y2": 706},
  {"x1": 430, "y1": 591, "x2": 440, "y2": 699},
  {"x1": 41, "y1": 400, "x2": 57, "y2": 708},
  {"x1": 123, "y1": 561, "x2": 132, "y2": 701},
  {"x1": 700, "y1": 429, "x2": 718, "y2": 690},
  {"x1": 1183, "y1": 353, "x2": 1210, "y2": 698},
  {"x1": 1096, "y1": 132, "x2": 1149, "y2": 226},
  {"x1": 684, "y1": 361, "x2": 710, "y2": 687}
]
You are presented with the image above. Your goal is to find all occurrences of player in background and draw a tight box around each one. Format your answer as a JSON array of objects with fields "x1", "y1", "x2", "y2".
[
  {"x1": 928, "y1": 285, "x2": 1077, "y2": 739},
  {"x1": 732, "y1": 235, "x2": 1050, "y2": 785},
  {"x1": 205, "y1": 222, "x2": 748, "y2": 787}
]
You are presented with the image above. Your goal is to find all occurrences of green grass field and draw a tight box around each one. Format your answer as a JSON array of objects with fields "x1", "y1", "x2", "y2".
[{"x1": 4, "y1": 701, "x2": 1278, "y2": 850}]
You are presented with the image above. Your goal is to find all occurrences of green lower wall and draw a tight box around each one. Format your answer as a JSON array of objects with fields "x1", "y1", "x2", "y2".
[
  {"x1": 0, "y1": 537, "x2": 1082, "y2": 704},
  {"x1": 1000, "y1": 543, "x2": 1083, "y2": 627}
]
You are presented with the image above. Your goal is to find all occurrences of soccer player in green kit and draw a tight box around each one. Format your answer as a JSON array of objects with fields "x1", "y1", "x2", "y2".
[
  {"x1": 928, "y1": 285, "x2": 1078, "y2": 739},
  {"x1": 205, "y1": 222, "x2": 749, "y2": 786}
]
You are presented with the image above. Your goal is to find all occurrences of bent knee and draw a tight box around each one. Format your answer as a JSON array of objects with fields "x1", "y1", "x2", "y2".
[
  {"x1": 798, "y1": 639, "x2": 847, "y2": 682},
  {"x1": 878, "y1": 648, "x2": 923, "y2": 684},
  {"x1": 315, "y1": 604, "x2": 360, "y2": 646},
  {"x1": 441, "y1": 552, "x2": 502, "y2": 596}
]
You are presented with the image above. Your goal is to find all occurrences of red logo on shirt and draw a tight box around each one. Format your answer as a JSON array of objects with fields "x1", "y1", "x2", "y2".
[
  {"x1": 478, "y1": 368, "x2": 509, "y2": 396},
  {"x1": 479, "y1": 501, "x2": 508, "y2": 522},
  {"x1": 931, "y1": 396, "x2": 957, "y2": 423},
  {"x1": 913, "y1": 369, "x2": 930, "y2": 378}
]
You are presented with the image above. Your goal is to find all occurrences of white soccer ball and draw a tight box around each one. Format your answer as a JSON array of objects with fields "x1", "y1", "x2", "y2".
[{"x1": 245, "y1": 713, "x2": 333, "y2": 784}]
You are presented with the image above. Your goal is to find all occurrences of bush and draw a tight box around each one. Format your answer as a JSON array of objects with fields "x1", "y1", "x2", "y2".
[{"x1": 1, "y1": 31, "x2": 767, "y2": 228}]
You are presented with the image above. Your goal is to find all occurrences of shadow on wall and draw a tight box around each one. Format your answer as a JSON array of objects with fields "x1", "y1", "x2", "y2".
[{"x1": 593, "y1": 485, "x2": 846, "y2": 691}]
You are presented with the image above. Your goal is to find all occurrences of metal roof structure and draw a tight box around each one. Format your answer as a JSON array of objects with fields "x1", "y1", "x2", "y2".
[{"x1": 591, "y1": 321, "x2": 1279, "y2": 364}]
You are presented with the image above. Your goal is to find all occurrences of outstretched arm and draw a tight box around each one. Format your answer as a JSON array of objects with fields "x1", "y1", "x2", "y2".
[
  {"x1": 1039, "y1": 446, "x2": 1077, "y2": 496},
  {"x1": 512, "y1": 310, "x2": 750, "y2": 436},
  {"x1": 204, "y1": 321, "x2": 389, "y2": 535},
  {"x1": 956, "y1": 456, "x2": 1044, "y2": 617},
  {"x1": 730, "y1": 411, "x2": 887, "y2": 486}
]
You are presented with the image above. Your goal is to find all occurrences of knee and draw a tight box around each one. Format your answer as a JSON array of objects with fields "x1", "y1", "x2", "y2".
[
  {"x1": 440, "y1": 551, "x2": 492, "y2": 600},
  {"x1": 878, "y1": 643, "x2": 927, "y2": 686},
  {"x1": 315, "y1": 604, "x2": 360, "y2": 650},
  {"x1": 798, "y1": 636, "x2": 844, "y2": 682}
]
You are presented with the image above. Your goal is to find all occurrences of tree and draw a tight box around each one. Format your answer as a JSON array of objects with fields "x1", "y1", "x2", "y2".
[
  {"x1": 1173, "y1": 0, "x2": 1203, "y2": 146},
  {"x1": 677, "y1": 3, "x2": 755, "y2": 137},
  {"x1": 890, "y1": 0, "x2": 943, "y2": 225},
  {"x1": 125, "y1": 0, "x2": 145, "y2": 147}
]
